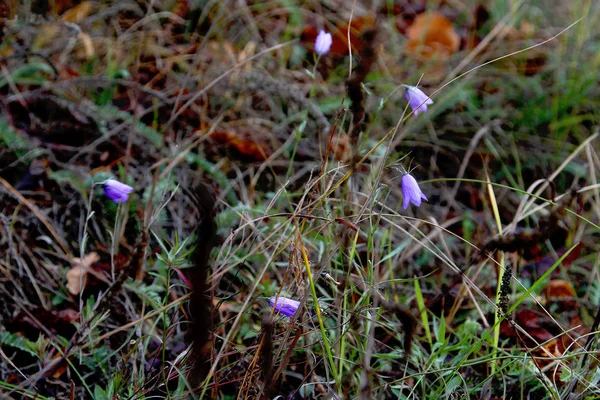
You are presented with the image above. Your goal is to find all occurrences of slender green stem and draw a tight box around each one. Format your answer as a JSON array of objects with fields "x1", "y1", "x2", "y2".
[{"x1": 299, "y1": 238, "x2": 340, "y2": 389}]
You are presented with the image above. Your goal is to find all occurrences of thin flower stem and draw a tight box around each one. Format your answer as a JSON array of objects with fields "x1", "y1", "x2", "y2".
[
  {"x1": 111, "y1": 203, "x2": 121, "y2": 281},
  {"x1": 298, "y1": 236, "x2": 340, "y2": 390},
  {"x1": 486, "y1": 171, "x2": 503, "y2": 375},
  {"x1": 79, "y1": 182, "x2": 98, "y2": 365}
]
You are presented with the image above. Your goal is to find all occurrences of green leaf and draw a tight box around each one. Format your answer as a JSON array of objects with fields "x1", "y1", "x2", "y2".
[
  {"x1": 93, "y1": 385, "x2": 108, "y2": 400},
  {"x1": 0, "y1": 331, "x2": 40, "y2": 358}
]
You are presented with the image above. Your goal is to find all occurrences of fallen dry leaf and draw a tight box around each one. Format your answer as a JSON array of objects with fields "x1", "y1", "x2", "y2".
[
  {"x1": 66, "y1": 252, "x2": 100, "y2": 295},
  {"x1": 544, "y1": 280, "x2": 576, "y2": 299},
  {"x1": 210, "y1": 130, "x2": 273, "y2": 161},
  {"x1": 11, "y1": 307, "x2": 79, "y2": 340},
  {"x1": 77, "y1": 31, "x2": 95, "y2": 59},
  {"x1": 61, "y1": 2, "x2": 94, "y2": 23},
  {"x1": 531, "y1": 338, "x2": 562, "y2": 371},
  {"x1": 331, "y1": 132, "x2": 352, "y2": 162},
  {"x1": 405, "y1": 12, "x2": 460, "y2": 60},
  {"x1": 500, "y1": 309, "x2": 555, "y2": 345},
  {"x1": 49, "y1": 353, "x2": 69, "y2": 379}
]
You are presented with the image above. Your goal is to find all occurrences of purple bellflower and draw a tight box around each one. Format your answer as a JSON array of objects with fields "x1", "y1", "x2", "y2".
[
  {"x1": 103, "y1": 179, "x2": 133, "y2": 203},
  {"x1": 404, "y1": 86, "x2": 433, "y2": 116},
  {"x1": 401, "y1": 173, "x2": 428, "y2": 209},
  {"x1": 315, "y1": 30, "x2": 333, "y2": 56},
  {"x1": 268, "y1": 296, "x2": 300, "y2": 318}
]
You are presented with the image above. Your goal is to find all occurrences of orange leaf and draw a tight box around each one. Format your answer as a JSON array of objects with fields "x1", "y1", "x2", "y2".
[
  {"x1": 66, "y1": 252, "x2": 100, "y2": 295},
  {"x1": 210, "y1": 131, "x2": 273, "y2": 161},
  {"x1": 544, "y1": 280, "x2": 576, "y2": 299},
  {"x1": 405, "y1": 12, "x2": 460, "y2": 60},
  {"x1": 60, "y1": 2, "x2": 94, "y2": 23},
  {"x1": 331, "y1": 132, "x2": 352, "y2": 162}
]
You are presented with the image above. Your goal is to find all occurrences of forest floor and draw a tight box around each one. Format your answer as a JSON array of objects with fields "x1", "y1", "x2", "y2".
[{"x1": 1, "y1": 1, "x2": 600, "y2": 399}]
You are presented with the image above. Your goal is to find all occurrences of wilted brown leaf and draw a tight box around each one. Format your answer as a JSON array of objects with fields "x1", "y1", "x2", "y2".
[
  {"x1": 210, "y1": 130, "x2": 273, "y2": 161},
  {"x1": 331, "y1": 132, "x2": 352, "y2": 162},
  {"x1": 405, "y1": 12, "x2": 460, "y2": 60},
  {"x1": 61, "y1": 1, "x2": 94, "y2": 23},
  {"x1": 49, "y1": 354, "x2": 69, "y2": 379},
  {"x1": 66, "y1": 252, "x2": 100, "y2": 295},
  {"x1": 544, "y1": 280, "x2": 576, "y2": 299},
  {"x1": 12, "y1": 307, "x2": 79, "y2": 340},
  {"x1": 500, "y1": 309, "x2": 555, "y2": 345}
]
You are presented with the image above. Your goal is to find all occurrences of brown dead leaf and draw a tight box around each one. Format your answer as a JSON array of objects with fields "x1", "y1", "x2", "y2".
[
  {"x1": 544, "y1": 280, "x2": 576, "y2": 299},
  {"x1": 12, "y1": 307, "x2": 79, "y2": 340},
  {"x1": 66, "y1": 252, "x2": 100, "y2": 295},
  {"x1": 49, "y1": 354, "x2": 69, "y2": 379},
  {"x1": 331, "y1": 132, "x2": 352, "y2": 162},
  {"x1": 77, "y1": 31, "x2": 95, "y2": 59},
  {"x1": 61, "y1": 2, "x2": 94, "y2": 23},
  {"x1": 405, "y1": 12, "x2": 460, "y2": 60},
  {"x1": 210, "y1": 130, "x2": 273, "y2": 161},
  {"x1": 500, "y1": 309, "x2": 555, "y2": 345},
  {"x1": 544, "y1": 279, "x2": 577, "y2": 311},
  {"x1": 531, "y1": 338, "x2": 563, "y2": 371}
]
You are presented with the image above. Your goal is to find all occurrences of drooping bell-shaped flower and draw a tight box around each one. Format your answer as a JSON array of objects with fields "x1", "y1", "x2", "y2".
[
  {"x1": 404, "y1": 86, "x2": 433, "y2": 116},
  {"x1": 401, "y1": 173, "x2": 428, "y2": 209},
  {"x1": 315, "y1": 30, "x2": 333, "y2": 56},
  {"x1": 103, "y1": 179, "x2": 133, "y2": 203},
  {"x1": 268, "y1": 296, "x2": 300, "y2": 318}
]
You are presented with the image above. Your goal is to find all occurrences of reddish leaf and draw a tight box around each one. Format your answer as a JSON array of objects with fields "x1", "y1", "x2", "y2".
[
  {"x1": 210, "y1": 130, "x2": 273, "y2": 161},
  {"x1": 544, "y1": 280, "x2": 576, "y2": 299},
  {"x1": 500, "y1": 309, "x2": 555, "y2": 345},
  {"x1": 405, "y1": 12, "x2": 460, "y2": 60},
  {"x1": 11, "y1": 307, "x2": 79, "y2": 340}
]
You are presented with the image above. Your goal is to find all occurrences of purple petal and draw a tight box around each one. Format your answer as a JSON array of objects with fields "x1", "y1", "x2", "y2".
[
  {"x1": 269, "y1": 296, "x2": 300, "y2": 318},
  {"x1": 402, "y1": 194, "x2": 411, "y2": 210},
  {"x1": 405, "y1": 86, "x2": 433, "y2": 115},
  {"x1": 401, "y1": 173, "x2": 427, "y2": 209},
  {"x1": 315, "y1": 30, "x2": 333, "y2": 55},
  {"x1": 103, "y1": 179, "x2": 133, "y2": 203}
]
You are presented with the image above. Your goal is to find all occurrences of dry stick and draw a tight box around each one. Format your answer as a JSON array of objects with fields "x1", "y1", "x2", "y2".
[
  {"x1": 347, "y1": 0, "x2": 357, "y2": 79},
  {"x1": 0, "y1": 176, "x2": 71, "y2": 257},
  {"x1": 188, "y1": 184, "x2": 217, "y2": 385},
  {"x1": 259, "y1": 310, "x2": 274, "y2": 398}
]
